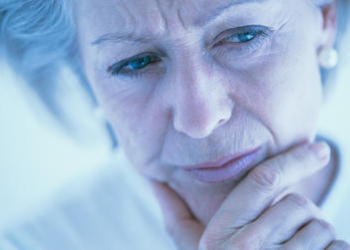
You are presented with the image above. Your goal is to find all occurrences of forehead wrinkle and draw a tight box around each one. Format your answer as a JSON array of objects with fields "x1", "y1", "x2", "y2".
[
  {"x1": 193, "y1": 0, "x2": 267, "y2": 27},
  {"x1": 91, "y1": 0, "x2": 267, "y2": 46},
  {"x1": 92, "y1": 0, "x2": 169, "y2": 46},
  {"x1": 155, "y1": 0, "x2": 170, "y2": 32},
  {"x1": 153, "y1": 0, "x2": 190, "y2": 31},
  {"x1": 119, "y1": 0, "x2": 137, "y2": 31}
]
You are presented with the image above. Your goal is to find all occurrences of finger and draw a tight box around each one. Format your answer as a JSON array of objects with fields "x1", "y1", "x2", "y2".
[
  {"x1": 234, "y1": 193, "x2": 322, "y2": 246},
  {"x1": 150, "y1": 180, "x2": 204, "y2": 250},
  {"x1": 282, "y1": 219, "x2": 335, "y2": 249},
  {"x1": 327, "y1": 240, "x2": 350, "y2": 250},
  {"x1": 203, "y1": 142, "x2": 330, "y2": 239}
]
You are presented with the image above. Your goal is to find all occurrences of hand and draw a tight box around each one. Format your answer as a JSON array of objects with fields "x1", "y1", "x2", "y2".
[{"x1": 151, "y1": 142, "x2": 350, "y2": 250}]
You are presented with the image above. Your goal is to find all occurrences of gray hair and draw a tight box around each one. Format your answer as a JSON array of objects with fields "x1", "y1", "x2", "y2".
[
  {"x1": 1, "y1": 0, "x2": 74, "y2": 72},
  {"x1": 0, "y1": 0, "x2": 349, "y2": 116},
  {"x1": 0, "y1": 0, "x2": 94, "y2": 119}
]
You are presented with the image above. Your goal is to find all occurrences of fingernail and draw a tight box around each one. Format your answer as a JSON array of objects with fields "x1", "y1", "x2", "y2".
[{"x1": 308, "y1": 142, "x2": 330, "y2": 160}]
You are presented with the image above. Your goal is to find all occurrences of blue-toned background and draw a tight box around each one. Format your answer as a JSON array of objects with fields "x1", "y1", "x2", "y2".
[{"x1": 0, "y1": 58, "x2": 112, "y2": 230}]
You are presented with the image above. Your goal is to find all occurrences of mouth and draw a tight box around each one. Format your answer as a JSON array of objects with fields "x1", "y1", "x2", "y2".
[{"x1": 184, "y1": 147, "x2": 262, "y2": 183}]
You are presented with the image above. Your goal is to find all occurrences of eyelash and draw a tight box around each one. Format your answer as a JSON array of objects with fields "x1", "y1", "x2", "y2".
[
  {"x1": 108, "y1": 25, "x2": 272, "y2": 77},
  {"x1": 213, "y1": 25, "x2": 272, "y2": 52},
  {"x1": 107, "y1": 53, "x2": 161, "y2": 77}
]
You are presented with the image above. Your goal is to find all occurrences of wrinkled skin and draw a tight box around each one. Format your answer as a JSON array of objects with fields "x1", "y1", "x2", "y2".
[{"x1": 75, "y1": 0, "x2": 349, "y2": 248}]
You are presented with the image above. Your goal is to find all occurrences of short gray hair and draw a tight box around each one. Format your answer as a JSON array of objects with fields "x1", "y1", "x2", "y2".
[
  {"x1": 1, "y1": 0, "x2": 74, "y2": 71},
  {"x1": 0, "y1": 0, "x2": 92, "y2": 118}
]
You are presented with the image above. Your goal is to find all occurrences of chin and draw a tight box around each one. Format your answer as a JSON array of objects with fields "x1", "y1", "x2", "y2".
[
  {"x1": 169, "y1": 173, "x2": 239, "y2": 225},
  {"x1": 167, "y1": 144, "x2": 269, "y2": 224}
]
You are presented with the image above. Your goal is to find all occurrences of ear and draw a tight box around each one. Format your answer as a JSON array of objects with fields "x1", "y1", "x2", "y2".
[{"x1": 319, "y1": 1, "x2": 337, "y2": 49}]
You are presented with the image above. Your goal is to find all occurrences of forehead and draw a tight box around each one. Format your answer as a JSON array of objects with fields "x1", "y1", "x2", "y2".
[{"x1": 76, "y1": 0, "x2": 268, "y2": 42}]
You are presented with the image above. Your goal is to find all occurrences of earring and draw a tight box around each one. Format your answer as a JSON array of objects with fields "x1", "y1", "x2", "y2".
[{"x1": 318, "y1": 47, "x2": 338, "y2": 69}]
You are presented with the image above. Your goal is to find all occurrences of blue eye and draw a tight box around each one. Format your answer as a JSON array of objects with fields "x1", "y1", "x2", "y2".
[
  {"x1": 108, "y1": 53, "x2": 160, "y2": 75},
  {"x1": 127, "y1": 56, "x2": 154, "y2": 70},
  {"x1": 232, "y1": 31, "x2": 259, "y2": 43},
  {"x1": 215, "y1": 25, "x2": 271, "y2": 46}
]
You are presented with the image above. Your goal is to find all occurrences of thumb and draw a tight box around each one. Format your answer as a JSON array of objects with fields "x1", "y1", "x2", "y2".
[{"x1": 149, "y1": 180, "x2": 204, "y2": 250}]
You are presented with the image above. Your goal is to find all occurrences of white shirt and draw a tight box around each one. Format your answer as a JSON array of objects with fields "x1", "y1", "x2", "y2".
[{"x1": 0, "y1": 151, "x2": 175, "y2": 250}]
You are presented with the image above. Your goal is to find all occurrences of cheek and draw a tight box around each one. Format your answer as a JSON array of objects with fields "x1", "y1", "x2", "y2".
[
  {"x1": 239, "y1": 42, "x2": 323, "y2": 148},
  {"x1": 82, "y1": 57, "x2": 170, "y2": 179},
  {"x1": 91, "y1": 78, "x2": 170, "y2": 168}
]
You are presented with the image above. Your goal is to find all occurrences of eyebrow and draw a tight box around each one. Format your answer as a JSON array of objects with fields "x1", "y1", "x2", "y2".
[
  {"x1": 91, "y1": 32, "x2": 157, "y2": 46},
  {"x1": 91, "y1": 0, "x2": 265, "y2": 46}
]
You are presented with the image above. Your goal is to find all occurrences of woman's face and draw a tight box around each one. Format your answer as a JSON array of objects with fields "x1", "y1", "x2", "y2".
[{"x1": 77, "y1": 0, "x2": 333, "y2": 224}]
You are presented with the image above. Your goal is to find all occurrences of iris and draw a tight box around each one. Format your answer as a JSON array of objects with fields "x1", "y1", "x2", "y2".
[{"x1": 128, "y1": 56, "x2": 153, "y2": 70}]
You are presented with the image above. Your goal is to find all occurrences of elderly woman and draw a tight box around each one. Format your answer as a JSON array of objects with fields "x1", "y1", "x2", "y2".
[{"x1": 1, "y1": 0, "x2": 350, "y2": 249}]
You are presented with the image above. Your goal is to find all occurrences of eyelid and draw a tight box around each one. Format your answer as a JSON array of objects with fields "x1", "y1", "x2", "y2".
[
  {"x1": 211, "y1": 25, "x2": 273, "y2": 47},
  {"x1": 107, "y1": 52, "x2": 161, "y2": 75}
]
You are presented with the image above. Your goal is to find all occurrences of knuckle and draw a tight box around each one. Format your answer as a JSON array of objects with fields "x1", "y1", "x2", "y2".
[
  {"x1": 230, "y1": 239, "x2": 256, "y2": 250},
  {"x1": 199, "y1": 230, "x2": 222, "y2": 250},
  {"x1": 249, "y1": 165, "x2": 281, "y2": 191},
  {"x1": 198, "y1": 239, "x2": 210, "y2": 250},
  {"x1": 198, "y1": 235, "x2": 219, "y2": 250},
  {"x1": 198, "y1": 233, "x2": 209, "y2": 250},
  {"x1": 290, "y1": 146, "x2": 308, "y2": 162},
  {"x1": 285, "y1": 193, "x2": 309, "y2": 209},
  {"x1": 232, "y1": 229, "x2": 263, "y2": 250},
  {"x1": 199, "y1": 231, "x2": 259, "y2": 250},
  {"x1": 313, "y1": 219, "x2": 335, "y2": 235}
]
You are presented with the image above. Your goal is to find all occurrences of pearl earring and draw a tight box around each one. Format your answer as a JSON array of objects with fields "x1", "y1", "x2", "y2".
[{"x1": 318, "y1": 47, "x2": 338, "y2": 69}]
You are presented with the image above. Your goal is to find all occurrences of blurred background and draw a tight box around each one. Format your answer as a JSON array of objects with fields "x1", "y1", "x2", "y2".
[
  {"x1": 0, "y1": 29, "x2": 349, "y2": 233},
  {"x1": 0, "y1": 57, "x2": 113, "y2": 231}
]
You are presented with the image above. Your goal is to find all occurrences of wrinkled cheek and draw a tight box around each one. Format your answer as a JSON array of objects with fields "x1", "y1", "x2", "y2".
[
  {"x1": 106, "y1": 100, "x2": 170, "y2": 175},
  {"x1": 117, "y1": 126, "x2": 169, "y2": 182},
  {"x1": 262, "y1": 75, "x2": 322, "y2": 148},
  {"x1": 241, "y1": 51, "x2": 323, "y2": 148}
]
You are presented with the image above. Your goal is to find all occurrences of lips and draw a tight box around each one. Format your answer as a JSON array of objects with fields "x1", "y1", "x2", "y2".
[{"x1": 185, "y1": 147, "x2": 261, "y2": 183}]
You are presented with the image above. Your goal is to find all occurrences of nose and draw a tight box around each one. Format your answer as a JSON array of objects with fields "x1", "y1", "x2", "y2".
[{"x1": 170, "y1": 57, "x2": 234, "y2": 139}]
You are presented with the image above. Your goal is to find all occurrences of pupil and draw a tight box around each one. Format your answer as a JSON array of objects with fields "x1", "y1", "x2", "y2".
[
  {"x1": 131, "y1": 57, "x2": 150, "y2": 69},
  {"x1": 238, "y1": 32, "x2": 256, "y2": 42}
]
